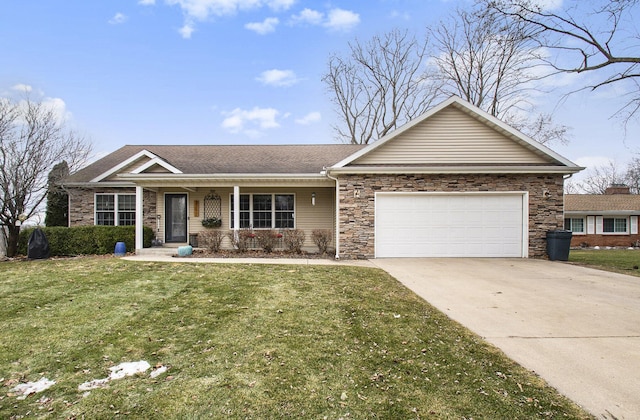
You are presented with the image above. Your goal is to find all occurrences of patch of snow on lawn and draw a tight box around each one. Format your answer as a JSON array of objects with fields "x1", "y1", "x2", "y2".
[
  {"x1": 109, "y1": 360, "x2": 150, "y2": 380},
  {"x1": 150, "y1": 365, "x2": 168, "y2": 378},
  {"x1": 78, "y1": 377, "x2": 110, "y2": 391},
  {"x1": 10, "y1": 377, "x2": 55, "y2": 400},
  {"x1": 78, "y1": 360, "x2": 151, "y2": 392}
]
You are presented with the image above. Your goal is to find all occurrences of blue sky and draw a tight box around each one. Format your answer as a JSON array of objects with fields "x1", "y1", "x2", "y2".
[{"x1": 1, "y1": 0, "x2": 638, "y2": 178}]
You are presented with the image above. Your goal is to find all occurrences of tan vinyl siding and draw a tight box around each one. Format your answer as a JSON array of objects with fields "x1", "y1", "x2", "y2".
[{"x1": 353, "y1": 106, "x2": 550, "y2": 165}]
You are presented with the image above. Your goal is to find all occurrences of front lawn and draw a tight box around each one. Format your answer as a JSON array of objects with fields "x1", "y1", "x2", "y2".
[
  {"x1": 569, "y1": 249, "x2": 640, "y2": 276},
  {"x1": 0, "y1": 258, "x2": 590, "y2": 419}
]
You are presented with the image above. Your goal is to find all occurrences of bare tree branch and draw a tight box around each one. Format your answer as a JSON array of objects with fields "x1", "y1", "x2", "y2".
[
  {"x1": 483, "y1": 0, "x2": 640, "y2": 121},
  {"x1": 430, "y1": 7, "x2": 569, "y2": 144},
  {"x1": 323, "y1": 28, "x2": 440, "y2": 144}
]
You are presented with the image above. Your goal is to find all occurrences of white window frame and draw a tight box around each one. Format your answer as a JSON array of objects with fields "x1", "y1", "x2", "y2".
[
  {"x1": 230, "y1": 193, "x2": 295, "y2": 229},
  {"x1": 95, "y1": 193, "x2": 136, "y2": 226},
  {"x1": 601, "y1": 217, "x2": 629, "y2": 234},
  {"x1": 564, "y1": 217, "x2": 585, "y2": 234}
]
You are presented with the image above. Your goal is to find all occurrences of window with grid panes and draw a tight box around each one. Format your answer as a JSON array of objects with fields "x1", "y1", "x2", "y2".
[
  {"x1": 230, "y1": 194, "x2": 294, "y2": 229},
  {"x1": 95, "y1": 194, "x2": 136, "y2": 226},
  {"x1": 603, "y1": 217, "x2": 627, "y2": 233},
  {"x1": 564, "y1": 218, "x2": 584, "y2": 233}
]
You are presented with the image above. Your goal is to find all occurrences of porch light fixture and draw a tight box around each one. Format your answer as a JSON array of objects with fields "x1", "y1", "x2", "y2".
[{"x1": 312, "y1": 192, "x2": 316, "y2": 206}]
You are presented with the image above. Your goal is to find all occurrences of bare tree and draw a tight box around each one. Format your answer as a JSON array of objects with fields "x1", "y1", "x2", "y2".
[
  {"x1": 624, "y1": 156, "x2": 640, "y2": 194},
  {"x1": 484, "y1": 0, "x2": 640, "y2": 122},
  {"x1": 571, "y1": 160, "x2": 627, "y2": 194},
  {"x1": 323, "y1": 28, "x2": 440, "y2": 144},
  {"x1": 0, "y1": 96, "x2": 91, "y2": 257},
  {"x1": 430, "y1": 7, "x2": 569, "y2": 145}
]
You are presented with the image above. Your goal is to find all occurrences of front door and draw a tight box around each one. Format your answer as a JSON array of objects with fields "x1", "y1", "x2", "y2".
[{"x1": 165, "y1": 194, "x2": 187, "y2": 243}]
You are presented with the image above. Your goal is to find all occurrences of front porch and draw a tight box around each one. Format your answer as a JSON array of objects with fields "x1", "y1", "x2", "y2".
[{"x1": 132, "y1": 184, "x2": 337, "y2": 254}]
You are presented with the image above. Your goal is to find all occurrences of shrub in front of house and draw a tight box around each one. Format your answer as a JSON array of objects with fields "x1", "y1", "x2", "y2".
[
  {"x1": 312, "y1": 229, "x2": 332, "y2": 255},
  {"x1": 227, "y1": 229, "x2": 254, "y2": 253},
  {"x1": 199, "y1": 229, "x2": 225, "y2": 252},
  {"x1": 254, "y1": 229, "x2": 280, "y2": 253},
  {"x1": 18, "y1": 225, "x2": 153, "y2": 256},
  {"x1": 283, "y1": 229, "x2": 305, "y2": 254}
]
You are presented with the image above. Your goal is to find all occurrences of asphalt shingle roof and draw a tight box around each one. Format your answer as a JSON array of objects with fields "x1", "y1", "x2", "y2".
[
  {"x1": 67, "y1": 144, "x2": 366, "y2": 182},
  {"x1": 565, "y1": 194, "x2": 640, "y2": 212}
]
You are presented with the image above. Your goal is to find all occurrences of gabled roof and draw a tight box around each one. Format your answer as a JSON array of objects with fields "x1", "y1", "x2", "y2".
[
  {"x1": 328, "y1": 96, "x2": 583, "y2": 174},
  {"x1": 65, "y1": 144, "x2": 365, "y2": 184},
  {"x1": 565, "y1": 194, "x2": 640, "y2": 213}
]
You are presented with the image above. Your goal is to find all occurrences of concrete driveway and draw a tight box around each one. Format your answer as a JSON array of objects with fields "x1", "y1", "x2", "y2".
[{"x1": 371, "y1": 258, "x2": 640, "y2": 419}]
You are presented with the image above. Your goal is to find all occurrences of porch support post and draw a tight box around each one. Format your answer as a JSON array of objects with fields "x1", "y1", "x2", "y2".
[
  {"x1": 135, "y1": 186, "x2": 144, "y2": 252},
  {"x1": 233, "y1": 185, "x2": 240, "y2": 234},
  {"x1": 334, "y1": 179, "x2": 340, "y2": 259}
]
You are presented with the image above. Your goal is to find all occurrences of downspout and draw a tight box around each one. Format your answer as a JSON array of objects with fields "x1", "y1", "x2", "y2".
[{"x1": 323, "y1": 168, "x2": 340, "y2": 260}]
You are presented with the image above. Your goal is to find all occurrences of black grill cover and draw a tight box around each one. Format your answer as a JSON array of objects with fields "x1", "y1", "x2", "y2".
[{"x1": 27, "y1": 228, "x2": 50, "y2": 259}]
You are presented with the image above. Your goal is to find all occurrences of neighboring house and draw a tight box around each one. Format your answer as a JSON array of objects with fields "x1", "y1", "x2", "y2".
[
  {"x1": 63, "y1": 96, "x2": 583, "y2": 259},
  {"x1": 565, "y1": 185, "x2": 640, "y2": 247}
]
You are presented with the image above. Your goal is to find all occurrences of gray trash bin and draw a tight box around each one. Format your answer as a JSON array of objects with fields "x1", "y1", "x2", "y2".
[{"x1": 546, "y1": 230, "x2": 572, "y2": 261}]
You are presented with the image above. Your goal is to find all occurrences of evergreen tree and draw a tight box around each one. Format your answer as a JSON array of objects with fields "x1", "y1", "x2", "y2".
[{"x1": 45, "y1": 161, "x2": 70, "y2": 226}]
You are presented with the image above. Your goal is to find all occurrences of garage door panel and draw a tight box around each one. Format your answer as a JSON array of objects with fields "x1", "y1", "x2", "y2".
[{"x1": 375, "y1": 194, "x2": 525, "y2": 258}]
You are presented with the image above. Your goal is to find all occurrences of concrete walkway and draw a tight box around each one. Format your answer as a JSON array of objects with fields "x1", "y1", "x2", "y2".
[{"x1": 370, "y1": 258, "x2": 640, "y2": 419}]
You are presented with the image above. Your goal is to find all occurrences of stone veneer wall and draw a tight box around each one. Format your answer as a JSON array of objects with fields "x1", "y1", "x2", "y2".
[
  {"x1": 337, "y1": 174, "x2": 565, "y2": 259},
  {"x1": 68, "y1": 187, "x2": 157, "y2": 229}
]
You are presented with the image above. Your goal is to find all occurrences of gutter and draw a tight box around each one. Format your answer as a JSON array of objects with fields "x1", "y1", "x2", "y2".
[{"x1": 326, "y1": 165, "x2": 585, "y2": 175}]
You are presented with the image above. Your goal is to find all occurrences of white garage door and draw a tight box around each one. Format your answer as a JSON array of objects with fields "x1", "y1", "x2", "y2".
[{"x1": 375, "y1": 193, "x2": 527, "y2": 258}]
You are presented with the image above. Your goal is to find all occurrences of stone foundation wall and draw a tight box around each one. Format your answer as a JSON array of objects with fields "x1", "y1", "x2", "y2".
[
  {"x1": 338, "y1": 174, "x2": 565, "y2": 259},
  {"x1": 68, "y1": 187, "x2": 157, "y2": 229}
]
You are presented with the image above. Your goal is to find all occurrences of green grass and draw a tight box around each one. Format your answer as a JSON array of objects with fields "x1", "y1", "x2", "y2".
[
  {"x1": 569, "y1": 249, "x2": 640, "y2": 276},
  {"x1": 0, "y1": 257, "x2": 591, "y2": 419}
]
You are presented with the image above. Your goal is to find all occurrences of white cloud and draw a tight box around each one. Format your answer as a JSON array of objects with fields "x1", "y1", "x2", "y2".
[
  {"x1": 295, "y1": 112, "x2": 321, "y2": 125},
  {"x1": 245, "y1": 17, "x2": 279, "y2": 34},
  {"x1": 108, "y1": 12, "x2": 128, "y2": 25},
  {"x1": 179, "y1": 21, "x2": 196, "y2": 38},
  {"x1": 267, "y1": 0, "x2": 296, "y2": 11},
  {"x1": 12, "y1": 84, "x2": 33, "y2": 93},
  {"x1": 290, "y1": 8, "x2": 323, "y2": 25},
  {"x1": 165, "y1": 0, "x2": 294, "y2": 20},
  {"x1": 221, "y1": 107, "x2": 280, "y2": 135},
  {"x1": 164, "y1": 0, "x2": 295, "y2": 38},
  {"x1": 290, "y1": 7, "x2": 359, "y2": 32},
  {"x1": 324, "y1": 8, "x2": 359, "y2": 32},
  {"x1": 256, "y1": 69, "x2": 299, "y2": 86},
  {"x1": 539, "y1": 0, "x2": 563, "y2": 10},
  {"x1": 139, "y1": 0, "x2": 155, "y2": 4},
  {"x1": 389, "y1": 10, "x2": 411, "y2": 21}
]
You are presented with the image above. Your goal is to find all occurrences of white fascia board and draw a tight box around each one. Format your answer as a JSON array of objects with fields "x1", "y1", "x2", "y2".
[
  {"x1": 64, "y1": 181, "x2": 136, "y2": 188},
  {"x1": 90, "y1": 150, "x2": 161, "y2": 182},
  {"x1": 131, "y1": 157, "x2": 183, "y2": 175},
  {"x1": 327, "y1": 165, "x2": 585, "y2": 175},
  {"x1": 330, "y1": 95, "x2": 582, "y2": 171},
  {"x1": 116, "y1": 173, "x2": 328, "y2": 182}
]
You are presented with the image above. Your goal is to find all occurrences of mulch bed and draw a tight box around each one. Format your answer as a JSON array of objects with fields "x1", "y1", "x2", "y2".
[{"x1": 175, "y1": 248, "x2": 332, "y2": 259}]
